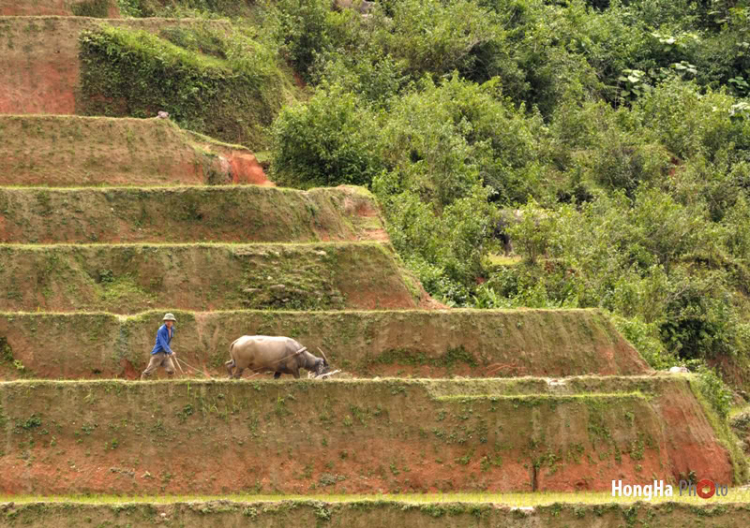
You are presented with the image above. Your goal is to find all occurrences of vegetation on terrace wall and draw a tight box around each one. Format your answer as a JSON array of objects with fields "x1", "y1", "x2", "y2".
[
  {"x1": 1, "y1": 501, "x2": 749, "y2": 528},
  {"x1": 78, "y1": 23, "x2": 296, "y2": 149},
  {"x1": 0, "y1": 186, "x2": 383, "y2": 243},
  {"x1": 0, "y1": 309, "x2": 647, "y2": 379},
  {"x1": 258, "y1": 0, "x2": 750, "y2": 390},
  {"x1": 116, "y1": 0, "x2": 256, "y2": 18},
  {"x1": 71, "y1": 0, "x2": 114, "y2": 17},
  {"x1": 0, "y1": 243, "x2": 418, "y2": 313},
  {"x1": 0, "y1": 380, "x2": 726, "y2": 494}
]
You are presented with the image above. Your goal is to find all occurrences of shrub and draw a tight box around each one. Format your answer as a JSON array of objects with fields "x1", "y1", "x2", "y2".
[
  {"x1": 271, "y1": 85, "x2": 383, "y2": 188},
  {"x1": 696, "y1": 366, "x2": 735, "y2": 419},
  {"x1": 79, "y1": 24, "x2": 294, "y2": 148},
  {"x1": 374, "y1": 0, "x2": 503, "y2": 78},
  {"x1": 612, "y1": 316, "x2": 676, "y2": 370},
  {"x1": 72, "y1": 0, "x2": 112, "y2": 17},
  {"x1": 635, "y1": 79, "x2": 750, "y2": 162},
  {"x1": 116, "y1": 0, "x2": 256, "y2": 17},
  {"x1": 270, "y1": 0, "x2": 358, "y2": 77},
  {"x1": 379, "y1": 75, "x2": 544, "y2": 206}
]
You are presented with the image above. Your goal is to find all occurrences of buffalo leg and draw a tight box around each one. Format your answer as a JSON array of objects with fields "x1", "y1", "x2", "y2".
[
  {"x1": 225, "y1": 359, "x2": 235, "y2": 378},
  {"x1": 292, "y1": 368, "x2": 300, "y2": 379},
  {"x1": 233, "y1": 367, "x2": 244, "y2": 379},
  {"x1": 274, "y1": 372, "x2": 282, "y2": 379}
]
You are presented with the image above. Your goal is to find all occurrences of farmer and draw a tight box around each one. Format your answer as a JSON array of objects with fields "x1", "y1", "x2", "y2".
[{"x1": 140, "y1": 313, "x2": 178, "y2": 380}]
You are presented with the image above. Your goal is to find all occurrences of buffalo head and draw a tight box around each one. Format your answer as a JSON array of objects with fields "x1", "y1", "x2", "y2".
[{"x1": 313, "y1": 357, "x2": 331, "y2": 378}]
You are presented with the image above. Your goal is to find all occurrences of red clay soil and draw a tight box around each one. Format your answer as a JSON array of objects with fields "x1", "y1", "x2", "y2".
[
  {"x1": 0, "y1": 17, "x2": 227, "y2": 115},
  {"x1": 227, "y1": 151, "x2": 273, "y2": 186},
  {"x1": 0, "y1": 17, "x2": 79, "y2": 114},
  {"x1": 654, "y1": 381, "x2": 736, "y2": 484},
  {"x1": 0, "y1": 56, "x2": 76, "y2": 115},
  {"x1": 211, "y1": 147, "x2": 273, "y2": 186},
  {"x1": 0, "y1": 380, "x2": 736, "y2": 495}
]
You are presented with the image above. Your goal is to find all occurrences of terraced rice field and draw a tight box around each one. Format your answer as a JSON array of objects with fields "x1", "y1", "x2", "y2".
[{"x1": 0, "y1": 2, "x2": 747, "y2": 526}]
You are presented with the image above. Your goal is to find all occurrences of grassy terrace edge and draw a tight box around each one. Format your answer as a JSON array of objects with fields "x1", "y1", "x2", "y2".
[
  {"x1": 0, "y1": 185, "x2": 384, "y2": 243},
  {"x1": 0, "y1": 115, "x2": 263, "y2": 186},
  {"x1": 0, "y1": 308, "x2": 649, "y2": 379},
  {"x1": 0, "y1": 242, "x2": 422, "y2": 312},
  {"x1": 0, "y1": 498, "x2": 747, "y2": 527}
]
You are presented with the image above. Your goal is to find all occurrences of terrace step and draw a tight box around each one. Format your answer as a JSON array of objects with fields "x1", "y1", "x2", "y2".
[
  {"x1": 0, "y1": 377, "x2": 737, "y2": 495},
  {"x1": 0, "y1": 185, "x2": 384, "y2": 243},
  {"x1": 0, "y1": 243, "x2": 423, "y2": 313},
  {"x1": 0, "y1": 499, "x2": 746, "y2": 527},
  {"x1": 0, "y1": 116, "x2": 268, "y2": 186},
  {"x1": 0, "y1": 0, "x2": 120, "y2": 17},
  {"x1": 0, "y1": 17, "x2": 229, "y2": 115},
  {"x1": 0, "y1": 309, "x2": 649, "y2": 380}
]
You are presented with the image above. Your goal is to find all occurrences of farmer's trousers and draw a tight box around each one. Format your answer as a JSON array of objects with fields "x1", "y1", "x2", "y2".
[{"x1": 141, "y1": 352, "x2": 176, "y2": 380}]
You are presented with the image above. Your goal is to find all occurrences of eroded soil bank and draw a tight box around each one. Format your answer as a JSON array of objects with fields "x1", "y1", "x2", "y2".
[
  {"x1": 0, "y1": 18, "x2": 227, "y2": 115},
  {"x1": 0, "y1": 378, "x2": 735, "y2": 495}
]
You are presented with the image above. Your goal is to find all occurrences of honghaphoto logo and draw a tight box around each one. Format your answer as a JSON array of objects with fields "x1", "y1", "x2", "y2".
[{"x1": 611, "y1": 479, "x2": 731, "y2": 500}]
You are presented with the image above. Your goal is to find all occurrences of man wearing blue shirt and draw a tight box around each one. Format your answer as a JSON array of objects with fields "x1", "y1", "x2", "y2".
[{"x1": 140, "y1": 313, "x2": 178, "y2": 380}]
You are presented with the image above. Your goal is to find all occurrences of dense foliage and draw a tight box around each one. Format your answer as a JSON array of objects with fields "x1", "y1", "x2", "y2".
[
  {"x1": 262, "y1": 0, "x2": 750, "y2": 388},
  {"x1": 116, "y1": 0, "x2": 256, "y2": 17},
  {"x1": 79, "y1": 23, "x2": 294, "y2": 148},
  {"x1": 112, "y1": 0, "x2": 750, "y2": 389}
]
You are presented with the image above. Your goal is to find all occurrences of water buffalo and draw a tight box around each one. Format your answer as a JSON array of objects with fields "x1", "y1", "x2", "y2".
[{"x1": 225, "y1": 336, "x2": 330, "y2": 379}]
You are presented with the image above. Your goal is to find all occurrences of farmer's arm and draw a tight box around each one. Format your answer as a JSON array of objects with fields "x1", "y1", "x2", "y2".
[{"x1": 157, "y1": 326, "x2": 174, "y2": 354}]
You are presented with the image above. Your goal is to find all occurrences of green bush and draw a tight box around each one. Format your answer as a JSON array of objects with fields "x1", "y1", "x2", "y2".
[
  {"x1": 634, "y1": 79, "x2": 750, "y2": 162},
  {"x1": 270, "y1": 0, "x2": 358, "y2": 77},
  {"x1": 696, "y1": 366, "x2": 735, "y2": 419},
  {"x1": 116, "y1": 0, "x2": 256, "y2": 17},
  {"x1": 374, "y1": 0, "x2": 502, "y2": 78},
  {"x1": 270, "y1": 85, "x2": 383, "y2": 188},
  {"x1": 612, "y1": 316, "x2": 676, "y2": 370},
  {"x1": 378, "y1": 76, "x2": 544, "y2": 206},
  {"x1": 72, "y1": 0, "x2": 113, "y2": 17},
  {"x1": 259, "y1": 0, "x2": 750, "y2": 388},
  {"x1": 78, "y1": 24, "x2": 295, "y2": 148}
]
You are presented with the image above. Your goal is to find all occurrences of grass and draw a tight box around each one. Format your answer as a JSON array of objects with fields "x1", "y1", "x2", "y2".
[
  {"x1": 78, "y1": 23, "x2": 296, "y2": 148},
  {"x1": 0, "y1": 184, "x2": 372, "y2": 199},
  {"x1": 1, "y1": 490, "x2": 749, "y2": 505},
  {"x1": 0, "y1": 307, "x2": 606, "y2": 315},
  {"x1": 433, "y1": 392, "x2": 648, "y2": 402},
  {"x1": 729, "y1": 405, "x2": 750, "y2": 420},
  {"x1": 690, "y1": 379, "x2": 750, "y2": 484},
  {"x1": 486, "y1": 254, "x2": 523, "y2": 267},
  {"x1": 0, "y1": 184, "x2": 386, "y2": 244},
  {"x1": 0, "y1": 241, "x2": 389, "y2": 249},
  {"x1": 0, "y1": 374, "x2": 699, "y2": 391}
]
